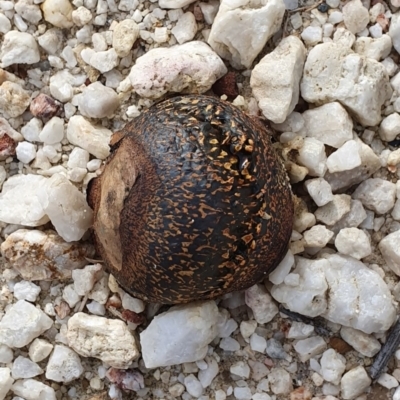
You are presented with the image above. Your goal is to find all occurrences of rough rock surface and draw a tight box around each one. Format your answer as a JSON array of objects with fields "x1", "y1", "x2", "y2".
[
  {"x1": 1, "y1": 229, "x2": 94, "y2": 280},
  {"x1": 67, "y1": 313, "x2": 139, "y2": 369},
  {"x1": 208, "y1": 0, "x2": 285, "y2": 69},
  {"x1": 140, "y1": 301, "x2": 219, "y2": 368},
  {"x1": 250, "y1": 36, "x2": 306, "y2": 123},
  {"x1": 128, "y1": 41, "x2": 227, "y2": 99},
  {"x1": 301, "y1": 42, "x2": 392, "y2": 126}
]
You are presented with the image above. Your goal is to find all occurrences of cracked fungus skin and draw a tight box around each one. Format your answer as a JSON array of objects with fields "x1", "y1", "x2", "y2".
[{"x1": 88, "y1": 95, "x2": 294, "y2": 304}]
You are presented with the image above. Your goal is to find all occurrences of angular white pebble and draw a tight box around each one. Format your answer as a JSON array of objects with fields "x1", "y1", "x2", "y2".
[
  {"x1": 340, "y1": 366, "x2": 371, "y2": 399},
  {"x1": 45, "y1": 345, "x2": 84, "y2": 383},
  {"x1": 245, "y1": 284, "x2": 278, "y2": 324},
  {"x1": 12, "y1": 379, "x2": 56, "y2": 400},
  {"x1": 67, "y1": 115, "x2": 112, "y2": 159},
  {"x1": 303, "y1": 225, "x2": 334, "y2": 248},
  {"x1": 13, "y1": 281, "x2": 41, "y2": 302},
  {"x1": 296, "y1": 137, "x2": 327, "y2": 177},
  {"x1": 320, "y1": 349, "x2": 346, "y2": 385},
  {"x1": 12, "y1": 356, "x2": 43, "y2": 379},
  {"x1": 140, "y1": 301, "x2": 219, "y2": 368},
  {"x1": 0, "y1": 368, "x2": 13, "y2": 400},
  {"x1": 42, "y1": 0, "x2": 73, "y2": 28},
  {"x1": 39, "y1": 117, "x2": 64, "y2": 144},
  {"x1": 335, "y1": 228, "x2": 371, "y2": 259},
  {"x1": 37, "y1": 173, "x2": 93, "y2": 242},
  {"x1": 0, "y1": 31, "x2": 40, "y2": 67},
  {"x1": 16, "y1": 142, "x2": 36, "y2": 164},
  {"x1": 340, "y1": 326, "x2": 380, "y2": 357},
  {"x1": 269, "y1": 249, "x2": 294, "y2": 285},
  {"x1": 78, "y1": 82, "x2": 119, "y2": 118},
  {"x1": 352, "y1": 178, "x2": 396, "y2": 214},
  {"x1": 250, "y1": 35, "x2": 306, "y2": 124},
  {"x1": 304, "y1": 178, "x2": 333, "y2": 207},
  {"x1": 171, "y1": 12, "x2": 197, "y2": 44},
  {"x1": 67, "y1": 313, "x2": 139, "y2": 369},
  {"x1": 268, "y1": 368, "x2": 292, "y2": 394},
  {"x1": 379, "y1": 112, "x2": 400, "y2": 141},
  {"x1": 293, "y1": 336, "x2": 327, "y2": 362},
  {"x1": 29, "y1": 339, "x2": 54, "y2": 363},
  {"x1": 379, "y1": 230, "x2": 400, "y2": 276},
  {"x1": 0, "y1": 300, "x2": 53, "y2": 348},
  {"x1": 326, "y1": 140, "x2": 361, "y2": 173}
]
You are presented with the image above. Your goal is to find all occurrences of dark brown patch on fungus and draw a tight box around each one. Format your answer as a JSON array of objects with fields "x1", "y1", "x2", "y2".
[{"x1": 88, "y1": 95, "x2": 294, "y2": 304}]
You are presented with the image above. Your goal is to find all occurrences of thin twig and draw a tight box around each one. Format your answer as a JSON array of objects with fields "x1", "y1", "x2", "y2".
[
  {"x1": 370, "y1": 318, "x2": 400, "y2": 381},
  {"x1": 279, "y1": 305, "x2": 332, "y2": 337}
]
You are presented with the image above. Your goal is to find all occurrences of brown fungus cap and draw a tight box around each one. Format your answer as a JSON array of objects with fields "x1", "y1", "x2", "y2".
[{"x1": 87, "y1": 95, "x2": 294, "y2": 304}]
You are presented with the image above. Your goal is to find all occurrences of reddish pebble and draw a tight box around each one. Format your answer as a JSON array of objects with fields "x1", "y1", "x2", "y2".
[
  {"x1": 30, "y1": 93, "x2": 62, "y2": 120},
  {"x1": 0, "y1": 133, "x2": 17, "y2": 160},
  {"x1": 290, "y1": 387, "x2": 312, "y2": 400},
  {"x1": 329, "y1": 337, "x2": 353, "y2": 354},
  {"x1": 193, "y1": 5, "x2": 204, "y2": 21},
  {"x1": 121, "y1": 309, "x2": 146, "y2": 325},
  {"x1": 212, "y1": 71, "x2": 239, "y2": 97},
  {"x1": 106, "y1": 368, "x2": 145, "y2": 391}
]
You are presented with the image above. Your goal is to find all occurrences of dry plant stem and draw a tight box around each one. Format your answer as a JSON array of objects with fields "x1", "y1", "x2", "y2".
[
  {"x1": 370, "y1": 317, "x2": 400, "y2": 381},
  {"x1": 279, "y1": 305, "x2": 332, "y2": 337}
]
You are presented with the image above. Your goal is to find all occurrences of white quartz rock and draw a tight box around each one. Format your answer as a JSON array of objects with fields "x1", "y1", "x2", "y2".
[
  {"x1": 67, "y1": 313, "x2": 139, "y2": 369},
  {"x1": 304, "y1": 178, "x2": 333, "y2": 207},
  {"x1": 171, "y1": 12, "x2": 197, "y2": 44},
  {"x1": 71, "y1": 6, "x2": 92, "y2": 26},
  {"x1": 303, "y1": 225, "x2": 334, "y2": 248},
  {"x1": 13, "y1": 281, "x2": 41, "y2": 302},
  {"x1": 250, "y1": 36, "x2": 305, "y2": 123},
  {"x1": 315, "y1": 194, "x2": 351, "y2": 226},
  {"x1": 0, "y1": 229, "x2": 94, "y2": 280},
  {"x1": 379, "y1": 230, "x2": 400, "y2": 276},
  {"x1": 0, "y1": 81, "x2": 31, "y2": 118},
  {"x1": 0, "y1": 174, "x2": 49, "y2": 226},
  {"x1": 354, "y1": 35, "x2": 392, "y2": 61},
  {"x1": 120, "y1": 291, "x2": 145, "y2": 313},
  {"x1": 0, "y1": 13, "x2": 11, "y2": 34},
  {"x1": 342, "y1": 0, "x2": 369, "y2": 34},
  {"x1": 300, "y1": 102, "x2": 353, "y2": 148},
  {"x1": 0, "y1": 300, "x2": 53, "y2": 348},
  {"x1": 0, "y1": 368, "x2": 13, "y2": 400},
  {"x1": 113, "y1": 19, "x2": 140, "y2": 57},
  {"x1": 140, "y1": 301, "x2": 219, "y2": 368},
  {"x1": 326, "y1": 140, "x2": 361, "y2": 173},
  {"x1": 335, "y1": 228, "x2": 371, "y2": 259},
  {"x1": 271, "y1": 257, "x2": 329, "y2": 318},
  {"x1": 245, "y1": 284, "x2": 278, "y2": 324},
  {"x1": 301, "y1": 42, "x2": 392, "y2": 126},
  {"x1": 42, "y1": 0, "x2": 73, "y2": 28},
  {"x1": 325, "y1": 138, "x2": 381, "y2": 192},
  {"x1": 39, "y1": 117, "x2": 64, "y2": 144},
  {"x1": 268, "y1": 368, "x2": 293, "y2": 394},
  {"x1": 293, "y1": 336, "x2": 327, "y2": 362},
  {"x1": 377, "y1": 373, "x2": 398, "y2": 389},
  {"x1": 37, "y1": 173, "x2": 93, "y2": 242},
  {"x1": 379, "y1": 113, "x2": 400, "y2": 142},
  {"x1": 67, "y1": 115, "x2": 112, "y2": 159},
  {"x1": 0, "y1": 31, "x2": 40, "y2": 67},
  {"x1": 340, "y1": 326, "x2": 381, "y2": 357},
  {"x1": 322, "y1": 253, "x2": 396, "y2": 334},
  {"x1": 16, "y1": 142, "x2": 36, "y2": 164},
  {"x1": 72, "y1": 264, "x2": 103, "y2": 296},
  {"x1": 389, "y1": 12, "x2": 400, "y2": 55},
  {"x1": 159, "y1": 0, "x2": 196, "y2": 8},
  {"x1": 12, "y1": 356, "x2": 43, "y2": 379},
  {"x1": 46, "y1": 345, "x2": 84, "y2": 383},
  {"x1": 296, "y1": 137, "x2": 327, "y2": 177},
  {"x1": 15, "y1": 0, "x2": 42, "y2": 24},
  {"x1": 272, "y1": 254, "x2": 395, "y2": 334},
  {"x1": 208, "y1": 0, "x2": 285, "y2": 69},
  {"x1": 49, "y1": 71, "x2": 86, "y2": 103},
  {"x1": 0, "y1": 345, "x2": 13, "y2": 363},
  {"x1": 320, "y1": 349, "x2": 346, "y2": 385},
  {"x1": 352, "y1": 178, "x2": 396, "y2": 214},
  {"x1": 89, "y1": 49, "x2": 119, "y2": 73},
  {"x1": 287, "y1": 321, "x2": 314, "y2": 339},
  {"x1": 129, "y1": 41, "x2": 227, "y2": 99},
  {"x1": 29, "y1": 339, "x2": 54, "y2": 362},
  {"x1": 340, "y1": 366, "x2": 371, "y2": 399},
  {"x1": 331, "y1": 200, "x2": 367, "y2": 234},
  {"x1": 269, "y1": 249, "x2": 294, "y2": 285},
  {"x1": 199, "y1": 1, "x2": 219, "y2": 24},
  {"x1": 11, "y1": 379, "x2": 56, "y2": 400},
  {"x1": 78, "y1": 82, "x2": 119, "y2": 118}
]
